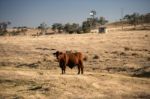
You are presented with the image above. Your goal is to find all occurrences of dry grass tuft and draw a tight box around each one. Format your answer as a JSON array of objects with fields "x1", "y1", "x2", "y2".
[{"x1": 93, "y1": 55, "x2": 99, "y2": 59}]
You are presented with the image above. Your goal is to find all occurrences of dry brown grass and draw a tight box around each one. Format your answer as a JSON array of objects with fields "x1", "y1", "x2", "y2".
[{"x1": 0, "y1": 29, "x2": 150, "y2": 99}]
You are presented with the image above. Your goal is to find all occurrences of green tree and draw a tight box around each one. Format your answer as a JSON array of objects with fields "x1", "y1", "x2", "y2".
[
  {"x1": 71, "y1": 23, "x2": 80, "y2": 33},
  {"x1": 82, "y1": 21, "x2": 91, "y2": 33},
  {"x1": 124, "y1": 13, "x2": 140, "y2": 29},
  {"x1": 143, "y1": 13, "x2": 150, "y2": 23},
  {"x1": 139, "y1": 13, "x2": 150, "y2": 29},
  {"x1": 98, "y1": 17, "x2": 108, "y2": 25},
  {"x1": 52, "y1": 23, "x2": 63, "y2": 33},
  {"x1": 85, "y1": 17, "x2": 108, "y2": 30},
  {"x1": 64, "y1": 23, "x2": 70, "y2": 33},
  {"x1": 64, "y1": 23, "x2": 79, "y2": 34},
  {"x1": 76, "y1": 27, "x2": 83, "y2": 34}
]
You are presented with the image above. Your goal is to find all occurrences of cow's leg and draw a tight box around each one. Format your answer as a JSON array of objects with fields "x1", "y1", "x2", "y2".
[
  {"x1": 62, "y1": 63, "x2": 66, "y2": 74},
  {"x1": 80, "y1": 61, "x2": 84, "y2": 74},
  {"x1": 60, "y1": 63, "x2": 64, "y2": 74},
  {"x1": 63, "y1": 65, "x2": 66, "y2": 74},
  {"x1": 61, "y1": 68, "x2": 64, "y2": 74},
  {"x1": 81, "y1": 66, "x2": 84, "y2": 74},
  {"x1": 62, "y1": 67, "x2": 65, "y2": 74},
  {"x1": 77, "y1": 65, "x2": 80, "y2": 74}
]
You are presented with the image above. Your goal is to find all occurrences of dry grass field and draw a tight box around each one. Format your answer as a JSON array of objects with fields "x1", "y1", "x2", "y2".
[{"x1": 0, "y1": 29, "x2": 150, "y2": 99}]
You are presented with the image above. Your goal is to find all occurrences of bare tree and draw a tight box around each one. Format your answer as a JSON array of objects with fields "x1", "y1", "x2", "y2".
[
  {"x1": 38, "y1": 22, "x2": 48, "y2": 35},
  {"x1": 0, "y1": 21, "x2": 11, "y2": 35}
]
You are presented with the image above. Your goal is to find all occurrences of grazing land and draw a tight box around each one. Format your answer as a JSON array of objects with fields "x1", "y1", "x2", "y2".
[{"x1": 0, "y1": 29, "x2": 150, "y2": 99}]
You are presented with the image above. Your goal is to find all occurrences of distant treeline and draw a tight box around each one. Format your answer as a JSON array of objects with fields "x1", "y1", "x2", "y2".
[
  {"x1": 51, "y1": 17, "x2": 108, "y2": 34},
  {"x1": 122, "y1": 12, "x2": 150, "y2": 29},
  {"x1": 0, "y1": 12, "x2": 150, "y2": 36}
]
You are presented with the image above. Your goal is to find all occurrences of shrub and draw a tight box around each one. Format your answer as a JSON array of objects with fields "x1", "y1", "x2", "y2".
[
  {"x1": 93, "y1": 55, "x2": 99, "y2": 59},
  {"x1": 0, "y1": 31, "x2": 7, "y2": 36},
  {"x1": 82, "y1": 21, "x2": 91, "y2": 33},
  {"x1": 124, "y1": 47, "x2": 130, "y2": 51},
  {"x1": 10, "y1": 30, "x2": 20, "y2": 36}
]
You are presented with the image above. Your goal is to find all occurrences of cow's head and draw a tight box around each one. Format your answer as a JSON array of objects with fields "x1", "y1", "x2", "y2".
[{"x1": 53, "y1": 51, "x2": 63, "y2": 60}]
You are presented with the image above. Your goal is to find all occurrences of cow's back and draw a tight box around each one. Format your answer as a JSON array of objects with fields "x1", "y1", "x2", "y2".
[{"x1": 66, "y1": 52, "x2": 83, "y2": 68}]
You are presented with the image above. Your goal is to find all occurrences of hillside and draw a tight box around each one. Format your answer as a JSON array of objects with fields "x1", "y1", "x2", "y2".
[{"x1": 0, "y1": 29, "x2": 150, "y2": 99}]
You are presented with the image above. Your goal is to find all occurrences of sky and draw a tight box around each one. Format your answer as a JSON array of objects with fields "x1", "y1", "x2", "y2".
[{"x1": 0, "y1": 0, "x2": 150, "y2": 27}]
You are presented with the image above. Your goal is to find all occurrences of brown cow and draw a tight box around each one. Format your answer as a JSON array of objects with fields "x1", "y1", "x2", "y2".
[{"x1": 53, "y1": 51, "x2": 84, "y2": 74}]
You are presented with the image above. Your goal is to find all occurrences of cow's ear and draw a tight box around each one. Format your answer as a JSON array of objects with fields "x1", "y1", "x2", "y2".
[{"x1": 53, "y1": 51, "x2": 59, "y2": 56}]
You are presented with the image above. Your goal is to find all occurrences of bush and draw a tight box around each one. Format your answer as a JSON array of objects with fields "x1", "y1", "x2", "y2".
[
  {"x1": 124, "y1": 47, "x2": 130, "y2": 51},
  {"x1": 93, "y1": 55, "x2": 99, "y2": 59},
  {"x1": 52, "y1": 23, "x2": 63, "y2": 33},
  {"x1": 0, "y1": 31, "x2": 7, "y2": 36},
  {"x1": 82, "y1": 21, "x2": 91, "y2": 33},
  {"x1": 10, "y1": 30, "x2": 20, "y2": 36},
  {"x1": 76, "y1": 27, "x2": 83, "y2": 34},
  {"x1": 64, "y1": 23, "x2": 80, "y2": 34}
]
